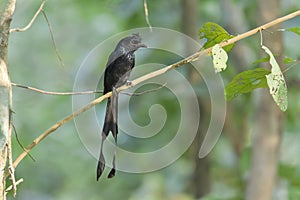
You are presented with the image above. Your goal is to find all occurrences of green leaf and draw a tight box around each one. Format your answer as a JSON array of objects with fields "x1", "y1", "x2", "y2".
[
  {"x1": 285, "y1": 27, "x2": 300, "y2": 36},
  {"x1": 225, "y1": 68, "x2": 270, "y2": 101},
  {"x1": 262, "y1": 45, "x2": 288, "y2": 111},
  {"x1": 212, "y1": 44, "x2": 228, "y2": 73},
  {"x1": 284, "y1": 56, "x2": 296, "y2": 64},
  {"x1": 198, "y1": 22, "x2": 235, "y2": 52},
  {"x1": 252, "y1": 55, "x2": 270, "y2": 65}
]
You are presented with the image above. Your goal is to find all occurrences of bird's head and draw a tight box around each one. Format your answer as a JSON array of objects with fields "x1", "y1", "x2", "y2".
[{"x1": 116, "y1": 33, "x2": 147, "y2": 53}]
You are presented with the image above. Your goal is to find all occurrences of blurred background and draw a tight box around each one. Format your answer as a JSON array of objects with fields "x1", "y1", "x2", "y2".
[{"x1": 6, "y1": 0, "x2": 300, "y2": 199}]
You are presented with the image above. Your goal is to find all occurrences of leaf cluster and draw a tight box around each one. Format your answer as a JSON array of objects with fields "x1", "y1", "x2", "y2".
[{"x1": 198, "y1": 22, "x2": 300, "y2": 111}]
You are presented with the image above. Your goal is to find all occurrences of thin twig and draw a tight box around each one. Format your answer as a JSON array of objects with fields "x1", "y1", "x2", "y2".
[
  {"x1": 41, "y1": 10, "x2": 65, "y2": 68},
  {"x1": 219, "y1": 10, "x2": 300, "y2": 49},
  {"x1": 12, "y1": 10, "x2": 300, "y2": 169},
  {"x1": 282, "y1": 60, "x2": 300, "y2": 73},
  {"x1": 13, "y1": 92, "x2": 112, "y2": 168},
  {"x1": 6, "y1": 142, "x2": 17, "y2": 197},
  {"x1": 12, "y1": 83, "x2": 102, "y2": 95},
  {"x1": 143, "y1": 0, "x2": 152, "y2": 32},
  {"x1": 10, "y1": 0, "x2": 47, "y2": 33},
  {"x1": 7, "y1": 143, "x2": 16, "y2": 194},
  {"x1": 121, "y1": 83, "x2": 166, "y2": 96},
  {"x1": 12, "y1": 124, "x2": 35, "y2": 162},
  {"x1": 5, "y1": 178, "x2": 23, "y2": 194},
  {"x1": 7, "y1": 76, "x2": 16, "y2": 197},
  {"x1": 259, "y1": 29, "x2": 263, "y2": 46},
  {"x1": 12, "y1": 82, "x2": 165, "y2": 96},
  {"x1": 6, "y1": 164, "x2": 16, "y2": 197}
]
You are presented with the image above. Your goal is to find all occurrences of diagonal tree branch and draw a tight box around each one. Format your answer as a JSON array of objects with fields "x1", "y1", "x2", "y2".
[
  {"x1": 12, "y1": 10, "x2": 300, "y2": 169},
  {"x1": 13, "y1": 91, "x2": 112, "y2": 168}
]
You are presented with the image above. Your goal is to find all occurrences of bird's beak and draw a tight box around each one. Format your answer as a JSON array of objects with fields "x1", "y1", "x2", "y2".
[{"x1": 138, "y1": 43, "x2": 147, "y2": 48}]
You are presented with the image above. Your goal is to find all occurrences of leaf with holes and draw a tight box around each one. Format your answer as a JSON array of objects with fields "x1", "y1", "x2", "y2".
[
  {"x1": 198, "y1": 22, "x2": 235, "y2": 52},
  {"x1": 212, "y1": 44, "x2": 228, "y2": 73},
  {"x1": 262, "y1": 45, "x2": 288, "y2": 111},
  {"x1": 225, "y1": 68, "x2": 270, "y2": 101}
]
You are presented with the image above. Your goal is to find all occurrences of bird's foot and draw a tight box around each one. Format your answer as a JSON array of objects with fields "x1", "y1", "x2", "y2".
[
  {"x1": 97, "y1": 161, "x2": 105, "y2": 181},
  {"x1": 108, "y1": 168, "x2": 116, "y2": 178},
  {"x1": 126, "y1": 81, "x2": 132, "y2": 86}
]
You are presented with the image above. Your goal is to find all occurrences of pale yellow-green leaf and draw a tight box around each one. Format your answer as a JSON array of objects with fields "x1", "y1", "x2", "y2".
[
  {"x1": 212, "y1": 44, "x2": 228, "y2": 73},
  {"x1": 262, "y1": 45, "x2": 288, "y2": 111}
]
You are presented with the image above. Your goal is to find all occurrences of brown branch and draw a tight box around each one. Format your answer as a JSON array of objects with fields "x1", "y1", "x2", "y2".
[
  {"x1": 10, "y1": 0, "x2": 47, "y2": 33},
  {"x1": 12, "y1": 10, "x2": 300, "y2": 169},
  {"x1": 12, "y1": 83, "x2": 102, "y2": 95},
  {"x1": 121, "y1": 83, "x2": 167, "y2": 96},
  {"x1": 12, "y1": 82, "x2": 165, "y2": 96},
  {"x1": 220, "y1": 10, "x2": 300, "y2": 48}
]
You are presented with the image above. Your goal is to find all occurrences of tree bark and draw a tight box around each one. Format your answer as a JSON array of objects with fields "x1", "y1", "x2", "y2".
[
  {"x1": 181, "y1": 0, "x2": 211, "y2": 198},
  {"x1": 245, "y1": 0, "x2": 284, "y2": 199},
  {"x1": 0, "y1": 0, "x2": 15, "y2": 199}
]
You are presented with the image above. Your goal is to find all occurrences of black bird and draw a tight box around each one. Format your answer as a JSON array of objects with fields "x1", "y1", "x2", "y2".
[{"x1": 97, "y1": 33, "x2": 147, "y2": 180}]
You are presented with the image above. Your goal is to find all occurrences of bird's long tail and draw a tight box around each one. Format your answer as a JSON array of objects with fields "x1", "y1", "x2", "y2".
[{"x1": 97, "y1": 89, "x2": 118, "y2": 180}]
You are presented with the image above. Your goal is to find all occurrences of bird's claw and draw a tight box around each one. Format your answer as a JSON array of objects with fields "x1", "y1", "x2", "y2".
[{"x1": 126, "y1": 81, "x2": 132, "y2": 86}]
